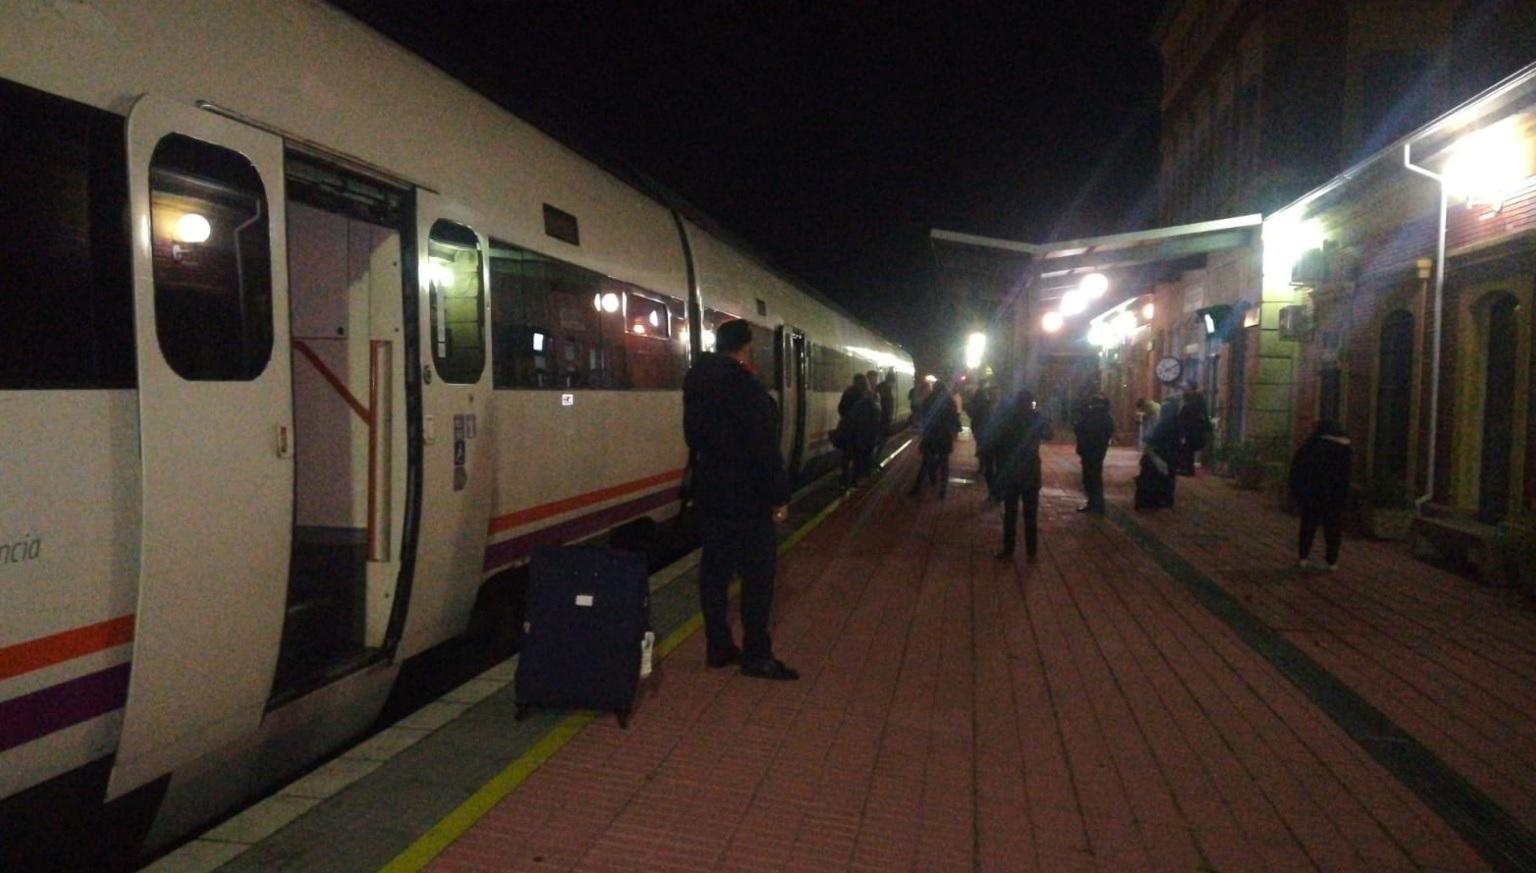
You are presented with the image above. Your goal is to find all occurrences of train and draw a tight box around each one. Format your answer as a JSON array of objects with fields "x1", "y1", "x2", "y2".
[{"x1": 0, "y1": 1, "x2": 913, "y2": 865}]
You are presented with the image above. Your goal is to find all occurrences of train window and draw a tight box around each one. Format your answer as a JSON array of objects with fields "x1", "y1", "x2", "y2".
[
  {"x1": 427, "y1": 220, "x2": 486, "y2": 384},
  {"x1": 0, "y1": 78, "x2": 133, "y2": 389},
  {"x1": 489, "y1": 239, "x2": 685, "y2": 390},
  {"x1": 150, "y1": 134, "x2": 273, "y2": 381}
]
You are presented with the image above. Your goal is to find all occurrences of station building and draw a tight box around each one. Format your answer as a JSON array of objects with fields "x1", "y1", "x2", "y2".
[{"x1": 932, "y1": 57, "x2": 1536, "y2": 577}]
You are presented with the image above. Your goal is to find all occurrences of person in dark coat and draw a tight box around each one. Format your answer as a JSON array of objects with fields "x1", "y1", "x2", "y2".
[
  {"x1": 875, "y1": 371, "x2": 896, "y2": 456},
  {"x1": 1289, "y1": 419, "x2": 1352, "y2": 571},
  {"x1": 837, "y1": 374, "x2": 881, "y2": 487},
  {"x1": 984, "y1": 388, "x2": 1052, "y2": 559},
  {"x1": 1176, "y1": 386, "x2": 1212, "y2": 475},
  {"x1": 1136, "y1": 398, "x2": 1181, "y2": 509},
  {"x1": 970, "y1": 383, "x2": 1002, "y2": 500},
  {"x1": 908, "y1": 381, "x2": 961, "y2": 499},
  {"x1": 966, "y1": 381, "x2": 994, "y2": 468},
  {"x1": 1073, "y1": 394, "x2": 1115, "y2": 513},
  {"x1": 683, "y1": 319, "x2": 798, "y2": 680}
]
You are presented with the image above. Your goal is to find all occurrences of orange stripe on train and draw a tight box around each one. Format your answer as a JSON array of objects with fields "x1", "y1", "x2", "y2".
[
  {"x1": 0, "y1": 615, "x2": 135, "y2": 682},
  {"x1": 487, "y1": 468, "x2": 685, "y2": 536}
]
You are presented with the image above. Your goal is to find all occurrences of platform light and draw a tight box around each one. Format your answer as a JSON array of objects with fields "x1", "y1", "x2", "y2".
[
  {"x1": 1041, "y1": 311, "x2": 1064, "y2": 333},
  {"x1": 1060, "y1": 288, "x2": 1086, "y2": 316},
  {"x1": 173, "y1": 212, "x2": 211, "y2": 244},
  {"x1": 964, "y1": 332, "x2": 987, "y2": 370},
  {"x1": 1113, "y1": 310, "x2": 1138, "y2": 340},
  {"x1": 1086, "y1": 321, "x2": 1110, "y2": 348},
  {"x1": 1443, "y1": 120, "x2": 1534, "y2": 210},
  {"x1": 701, "y1": 328, "x2": 716, "y2": 350},
  {"x1": 1141, "y1": 302, "x2": 1155, "y2": 320},
  {"x1": 593, "y1": 291, "x2": 620, "y2": 313},
  {"x1": 1263, "y1": 213, "x2": 1325, "y2": 279},
  {"x1": 1080, "y1": 272, "x2": 1109, "y2": 299}
]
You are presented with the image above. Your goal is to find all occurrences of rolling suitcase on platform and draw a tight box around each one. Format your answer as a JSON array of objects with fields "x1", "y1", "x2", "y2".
[{"x1": 514, "y1": 546, "x2": 650, "y2": 727}]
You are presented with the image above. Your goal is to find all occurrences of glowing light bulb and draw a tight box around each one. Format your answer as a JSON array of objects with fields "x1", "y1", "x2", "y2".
[
  {"x1": 649, "y1": 310, "x2": 661, "y2": 327},
  {"x1": 601, "y1": 292, "x2": 620, "y2": 313},
  {"x1": 632, "y1": 323, "x2": 647, "y2": 335},
  {"x1": 174, "y1": 212, "x2": 211, "y2": 243},
  {"x1": 1041, "y1": 311, "x2": 1064, "y2": 333},
  {"x1": 701, "y1": 329, "x2": 716, "y2": 350},
  {"x1": 1142, "y1": 302, "x2": 1155, "y2": 320},
  {"x1": 1079, "y1": 272, "x2": 1109, "y2": 299},
  {"x1": 1060, "y1": 289, "x2": 1086, "y2": 316}
]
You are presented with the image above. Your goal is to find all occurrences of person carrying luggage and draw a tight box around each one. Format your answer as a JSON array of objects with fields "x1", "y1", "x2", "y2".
[
  {"x1": 1136, "y1": 398, "x2": 1181, "y2": 510},
  {"x1": 682, "y1": 319, "x2": 799, "y2": 680}
]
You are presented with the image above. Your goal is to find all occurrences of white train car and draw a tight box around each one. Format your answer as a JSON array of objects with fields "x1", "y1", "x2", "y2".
[{"x1": 0, "y1": 0, "x2": 911, "y2": 864}]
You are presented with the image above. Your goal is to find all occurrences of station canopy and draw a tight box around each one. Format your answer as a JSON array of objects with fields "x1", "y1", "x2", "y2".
[{"x1": 930, "y1": 214, "x2": 1261, "y2": 335}]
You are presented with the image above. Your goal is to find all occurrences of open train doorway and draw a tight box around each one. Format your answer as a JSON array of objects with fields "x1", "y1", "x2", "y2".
[
  {"x1": 272, "y1": 155, "x2": 410, "y2": 702},
  {"x1": 787, "y1": 329, "x2": 808, "y2": 475}
]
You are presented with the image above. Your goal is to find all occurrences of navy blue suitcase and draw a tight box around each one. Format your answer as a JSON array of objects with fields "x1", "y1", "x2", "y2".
[{"x1": 514, "y1": 546, "x2": 650, "y2": 727}]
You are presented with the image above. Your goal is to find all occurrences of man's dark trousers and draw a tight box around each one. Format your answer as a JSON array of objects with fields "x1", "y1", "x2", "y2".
[
  {"x1": 1002, "y1": 487, "x2": 1041, "y2": 556},
  {"x1": 1081, "y1": 454, "x2": 1105, "y2": 511},
  {"x1": 698, "y1": 514, "x2": 776, "y2": 661}
]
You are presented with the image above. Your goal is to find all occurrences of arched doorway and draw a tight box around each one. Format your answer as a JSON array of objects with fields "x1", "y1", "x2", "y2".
[
  {"x1": 1373, "y1": 310, "x2": 1414, "y2": 480},
  {"x1": 1479, "y1": 293, "x2": 1520, "y2": 522}
]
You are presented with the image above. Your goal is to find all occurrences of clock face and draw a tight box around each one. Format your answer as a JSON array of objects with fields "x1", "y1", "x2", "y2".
[{"x1": 1155, "y1": 356, "x2": 1183, "y2": 384}]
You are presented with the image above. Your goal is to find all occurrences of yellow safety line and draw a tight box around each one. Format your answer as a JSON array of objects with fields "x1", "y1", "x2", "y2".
[{"x1": 377, "y1": 467, "x2": 871, "y2": 872}]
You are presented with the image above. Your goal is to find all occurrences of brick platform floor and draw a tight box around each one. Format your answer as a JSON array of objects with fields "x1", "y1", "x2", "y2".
[{"x1": 424, "y1": 439, "x2": 1532, "y2": 872}]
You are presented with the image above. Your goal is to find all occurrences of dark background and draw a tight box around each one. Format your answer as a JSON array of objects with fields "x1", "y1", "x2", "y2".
[{"x1": 331, "y1": 1, "x2": 1167, "y2": 365}]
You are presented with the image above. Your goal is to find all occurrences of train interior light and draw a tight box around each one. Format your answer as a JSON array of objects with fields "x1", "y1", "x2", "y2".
[{"x1": 173, "y1": 212, "x2": 211, "y2": 244}]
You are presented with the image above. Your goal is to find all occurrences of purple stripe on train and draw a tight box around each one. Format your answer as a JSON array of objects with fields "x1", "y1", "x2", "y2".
[
  {"x1": 0, "y1": 662, "x2": 131, "y2": 753},
  {"x1": 482, "y1": 488, "x2": 679, "y2": 572}
]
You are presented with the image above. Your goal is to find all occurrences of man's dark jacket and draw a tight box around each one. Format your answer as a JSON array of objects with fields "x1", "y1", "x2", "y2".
[
  {"x1": 984, "y1": 399, "x2": 1051, "y2": 493},
  {"x1": 684, "y1": 352, "x2": 791, "y2": 519},
  {"x1": 1288, "y1": 435, "x2": 1352, "y2": 510},
  {"x1": 1074, "y1": 405, "x2": 1115, "y2": 462}
]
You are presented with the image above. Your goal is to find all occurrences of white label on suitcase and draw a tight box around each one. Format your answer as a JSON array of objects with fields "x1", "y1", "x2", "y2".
[{"x1": 574, "y1": 594, "x2": 594, "y2": 607}]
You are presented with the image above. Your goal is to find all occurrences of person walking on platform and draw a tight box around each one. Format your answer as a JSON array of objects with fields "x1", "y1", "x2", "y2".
[
  {"x1": 985, "y1": 388, "x2": 1051, "y2": 560},
  {"x1": 1073, "y1": 394, "x2": 1115, "y2": 513},
  {"x1": 1289, "y1": 419, "x2": 1352, "y2": 572},
  {"x1": 1176, "y1": 385, "x2": 1212, "y2": 475},
  {"x1": 683, "y1": 319, "x2": 799, "y2": 680},
  {"x1": 835, "y1": 373, "x2": 881, "y2": 488},
  {"x1": 907, "y1": 380, "x2": 961, "y2": 499}
]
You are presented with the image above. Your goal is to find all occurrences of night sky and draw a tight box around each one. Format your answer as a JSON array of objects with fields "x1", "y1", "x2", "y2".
[{"x1": 331, "y1": 1, "x2": 1167, "y2": 364}]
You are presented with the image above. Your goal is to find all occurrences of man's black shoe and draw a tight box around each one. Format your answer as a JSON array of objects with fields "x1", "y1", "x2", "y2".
[
  {"x1": 706, "y1": 646, "x2": 742, "y2": 669},
  {"x1": 740, "y1": 657, "x2": 799, "y2": 681}
]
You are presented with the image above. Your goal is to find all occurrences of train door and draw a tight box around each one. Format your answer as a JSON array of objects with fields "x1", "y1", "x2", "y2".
[
  {"x1": 110, "y1": 97, "x2": 293, "y2": 798},
  {"x1": 270, "y1": 156, "x2": 410, "y2": 702},
  {"x1": 787, "y1": 329, "x2": 809, "y2": 474},
  {"x1": 400, "y1": 192, "x2": 494, "y2": 658}
]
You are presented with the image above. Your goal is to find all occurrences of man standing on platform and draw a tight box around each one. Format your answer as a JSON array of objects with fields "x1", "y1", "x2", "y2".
[
  {"x1": 1073, "y1": 394, "x2": 1115, "y2": 513},
  {"x1": 984, "y1": 388, "x2": 1052, "y2": 560},
  {"x1": 683, "y1": 319, "x2": 799, "y2": 681}
]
